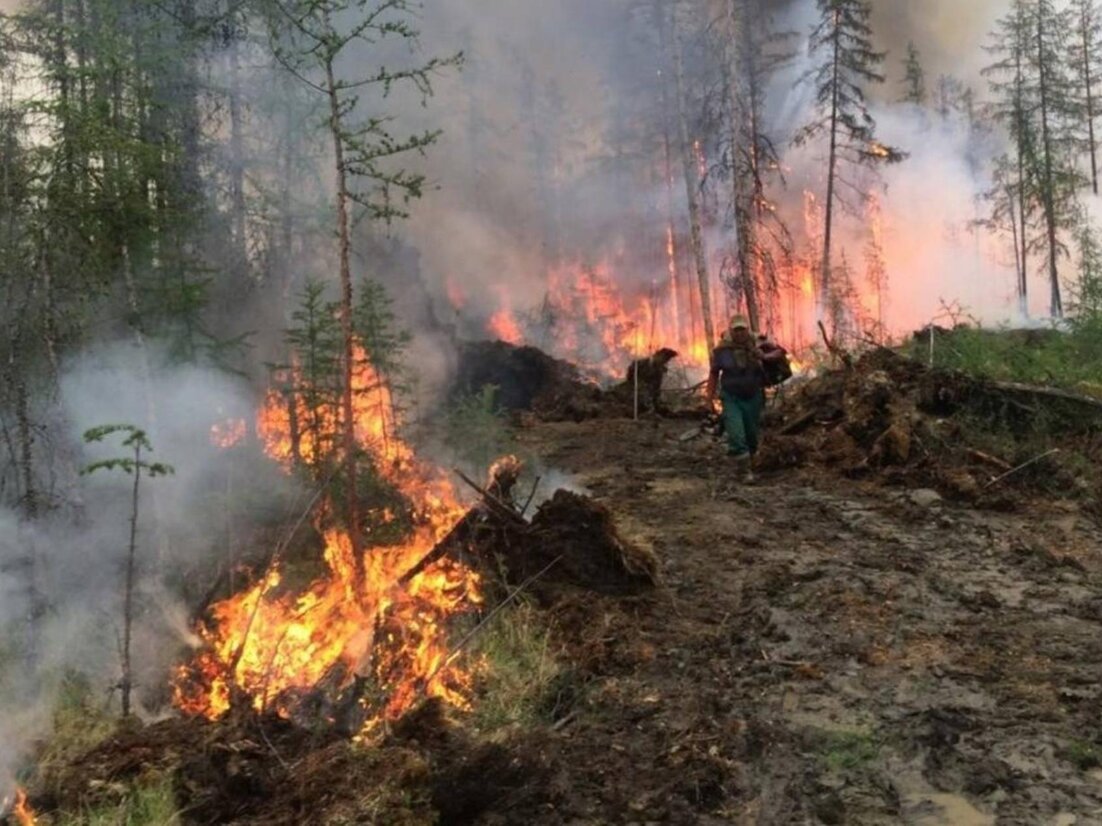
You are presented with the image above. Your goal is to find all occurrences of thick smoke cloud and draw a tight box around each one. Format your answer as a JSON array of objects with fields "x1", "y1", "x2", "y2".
[
  {"x1": 379, "y1": 0, "x2": 1023, "y2": 348},
  {"x1": 0, "y1": 345, "x2": 298, "y2": 792}
]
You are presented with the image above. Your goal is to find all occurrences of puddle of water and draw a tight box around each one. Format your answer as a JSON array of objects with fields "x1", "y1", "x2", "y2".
[{"x1": 908, "y1": 792, "x2": 994, "y2": 826}]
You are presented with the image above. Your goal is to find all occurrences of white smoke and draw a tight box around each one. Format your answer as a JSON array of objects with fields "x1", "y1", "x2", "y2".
[{"x1": 0, "y1": 342, "x2": 299, "y2": 790}]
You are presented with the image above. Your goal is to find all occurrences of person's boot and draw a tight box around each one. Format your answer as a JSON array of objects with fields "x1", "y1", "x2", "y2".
[{"x1": 729, "y1": 452, "x2": 753, "y2": 482}]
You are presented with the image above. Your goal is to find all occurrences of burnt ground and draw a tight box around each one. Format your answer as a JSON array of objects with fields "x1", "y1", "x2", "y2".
[{"x1": 493, "y1": 416, "x2": 1102, "y2": 825}]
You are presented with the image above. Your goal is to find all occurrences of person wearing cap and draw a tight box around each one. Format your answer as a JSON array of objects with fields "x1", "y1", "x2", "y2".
[{"x1": 705, "y1": 315, "x2": 781, "y2": 479}]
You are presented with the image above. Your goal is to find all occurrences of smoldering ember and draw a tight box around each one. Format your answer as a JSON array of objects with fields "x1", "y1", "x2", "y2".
[{"x1": 4, "y1": 0, "x2": 1102, "y2": 823}]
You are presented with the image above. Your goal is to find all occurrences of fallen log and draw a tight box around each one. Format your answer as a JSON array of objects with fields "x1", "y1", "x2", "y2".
[{"x1": 990, "y1": 380, "x2": 1102, "y2": 412}]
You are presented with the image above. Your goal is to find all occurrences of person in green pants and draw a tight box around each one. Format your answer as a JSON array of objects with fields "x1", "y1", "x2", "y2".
[{"x1": 705, "y1": 315, "x2": 784, "y2": 480}]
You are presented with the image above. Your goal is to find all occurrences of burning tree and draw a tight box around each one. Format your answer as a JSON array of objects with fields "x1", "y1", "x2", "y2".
[
  {"x1": 669, "y1": 0, "x2": 717, "y2": 354},
  {"x1": 264, "y1": 0, "x2": 459, "y2": 588},
  {"x1": 715, "y1": 0, "x2": 796, "y2": 333},
  {"x1": 794, "y1": 0, "x2": 904, "y2": 330}
]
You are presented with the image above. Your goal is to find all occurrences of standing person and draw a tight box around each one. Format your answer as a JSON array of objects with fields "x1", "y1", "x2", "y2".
[{"x1": 705, "y1": 315, "x2": 784, "y2": 480}]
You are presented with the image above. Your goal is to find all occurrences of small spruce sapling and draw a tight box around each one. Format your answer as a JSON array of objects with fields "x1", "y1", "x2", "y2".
[{"x1": 81, "y1": 425, "x2": 174, "y2": 718}]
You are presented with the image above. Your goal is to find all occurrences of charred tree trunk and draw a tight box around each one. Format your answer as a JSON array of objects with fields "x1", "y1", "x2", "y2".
[
  {"x1": 227, "y1": 13, "x2": 248, "y2": 280},
  {"x1": 672, "y1": 17, "x2": 715, "y2": 354}
]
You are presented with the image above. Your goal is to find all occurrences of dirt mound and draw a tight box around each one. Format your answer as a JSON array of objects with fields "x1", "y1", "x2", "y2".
[
  {"x1": 452, "y1": 340, "x2": 695, "y2": 421},
  {"x1": 452, "y1": 340, "x2": 606, "y2": 421},
  {"x1": 760, "y1": 348, "x2": 1102, "y2": 503},
  {"x1": 524, "y1": 490, "x2": 659, "y2": 596}
]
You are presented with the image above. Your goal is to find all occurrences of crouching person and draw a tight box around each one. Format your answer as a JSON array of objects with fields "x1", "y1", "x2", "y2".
[{"x1": 705, "y1": 315, "x2": 784, "y2": 480}]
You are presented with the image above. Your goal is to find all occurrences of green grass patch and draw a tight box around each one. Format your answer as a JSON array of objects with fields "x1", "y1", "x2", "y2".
[
  {"x1": 818, "y1": 729, "x2": 881, "y2": 773},
  {"x1": 467, "y1": 602, "x2": 563, "y2": 733},
  {"x1": 56, "y1": 774, "x2": 180, "y2": 826},
  {"x1": 1062, "y1": 739, "x2": 1102, "y2": 771},
  {"x1": 905, "y1": 323, "x2": 1102, "y2": 390},
  {"x1": 36, "y1": 672, "x2": 116, "y2": 780}
]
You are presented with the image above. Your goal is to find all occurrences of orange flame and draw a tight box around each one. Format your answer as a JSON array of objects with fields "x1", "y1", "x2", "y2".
[
  {"x1": 487, "y1": 309, "x2": 523, "y2": 345},
  {"x1": 176, "y1": 344, "x2": 481, "y2": 734},
  {"x1": 5, "y1": 788, "x2": 36, "y2": 826},
  {"x1": 210, "y1": 418, "x2": 247, "y2": 449}
]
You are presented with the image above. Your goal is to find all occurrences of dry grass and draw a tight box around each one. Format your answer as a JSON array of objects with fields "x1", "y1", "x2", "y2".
[{"x1": 467, "y1": 602, "x2": 562, "y2": 733}]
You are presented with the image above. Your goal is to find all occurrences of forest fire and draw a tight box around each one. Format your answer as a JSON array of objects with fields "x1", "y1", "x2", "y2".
[
  {"x1": 470, "y1": 254, "x2": 839, "y2": 383},
  {"x1": 477, "y1": 261, "x2": 717, "y2": 381},
  {"x1": 175, "y1": 345, "x2": 481, "y2": 734}
]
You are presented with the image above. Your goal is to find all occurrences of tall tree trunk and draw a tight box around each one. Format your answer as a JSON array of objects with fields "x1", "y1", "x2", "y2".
[
  {"x1": 1015, "y1": 44, "x2": 1030, "y2": 318},
  {"x1": 654, "y1": 0, "x2": 682, "y2": 349},
  {"x1": 1008, "y1": 184, "x2": 1024, "y2": 310},
  {"x1": 725, "y1": 0, "x2": 760, "y2": 331},
  {"x1": 1082, "y1": 7, "x2": 1099, "y2": 194},
  {"x1": 278, "y1": 89, "x2": 296, "y2": 306},
  {"x1": 821, "y1": 9, "x2": 841, "y2": 325},
  {"x1": 324, "y1": 50, "x2": 365, "y2": 593},
  {"x1": 1037, "y1": 8, "x2": 1064, "y2": 317},
  {"x1": 672, "y1": 16, "x2": 716, "y2": 354},
  {"x1": 227, "y1": 13, "x2": 248, "y2": 279}
]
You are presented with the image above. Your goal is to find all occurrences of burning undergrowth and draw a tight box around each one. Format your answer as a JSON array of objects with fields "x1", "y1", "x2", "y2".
[
  {"x1": 173, "y1": 344, "x2": 484, "y2": 736},
  {"x1": 20, "y1": 340, "x2": 658, "y2": 823},
  {"x1": 760, "y1": 347, "x2": 1102, "y2": 505},
  {"x1": 24, "y1": 466, "x2": 656, "y2": 824}
]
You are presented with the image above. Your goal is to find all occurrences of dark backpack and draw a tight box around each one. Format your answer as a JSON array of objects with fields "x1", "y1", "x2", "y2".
[{"x1": 762, "y1": 347, "x2": 793, "y2": 388}]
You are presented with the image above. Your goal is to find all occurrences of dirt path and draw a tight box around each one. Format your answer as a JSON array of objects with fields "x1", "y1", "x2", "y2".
[{"x1": 498, "y1": 417, "x2": 1102, "y2": 825}]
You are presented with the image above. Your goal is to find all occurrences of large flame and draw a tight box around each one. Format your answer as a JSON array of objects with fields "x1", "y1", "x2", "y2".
[{"x1": 176, "y1": 345, "x2": 480, "y2": 733}]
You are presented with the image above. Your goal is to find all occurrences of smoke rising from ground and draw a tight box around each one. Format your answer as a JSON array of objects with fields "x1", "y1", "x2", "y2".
[{"x1": 0, "y1": 344, "x2": 299, "y2": 790}]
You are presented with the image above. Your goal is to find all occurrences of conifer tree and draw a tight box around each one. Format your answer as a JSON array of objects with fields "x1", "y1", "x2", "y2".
[
  {"x1": 794, "y1": 0, "x2": 904, "y2": 327},
  {"x1": 81, "y1": 425, "x2": 173, "y2": 718},
  {"x1": 901, "y1": 40, "x2": 927, "y2": 105},
  {"x1": 720, "y1": 0, "x2": 796, "y2": 332},
  {"x1": 1070, "y1": 0, "x2": 1102, "y2": 194},
  {"x1": 265, "y1": 0, "x2": 458, "y2": 590},
  {"x1": 987, "y1": 0, "x2": 1082, "y2": 318},
  {"x1": 984, "y1": 0, "x2": 1037, "y2": 317}
]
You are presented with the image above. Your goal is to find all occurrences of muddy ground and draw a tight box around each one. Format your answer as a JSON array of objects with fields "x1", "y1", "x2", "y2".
[{"x1": 492, "y1": 416, "x2": 1102, "y2": 825}]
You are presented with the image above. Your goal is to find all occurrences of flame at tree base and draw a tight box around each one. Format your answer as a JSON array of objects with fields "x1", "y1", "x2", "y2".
[{"x1": 175, "y1": 346, "x2": 482, "y2": 735}]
